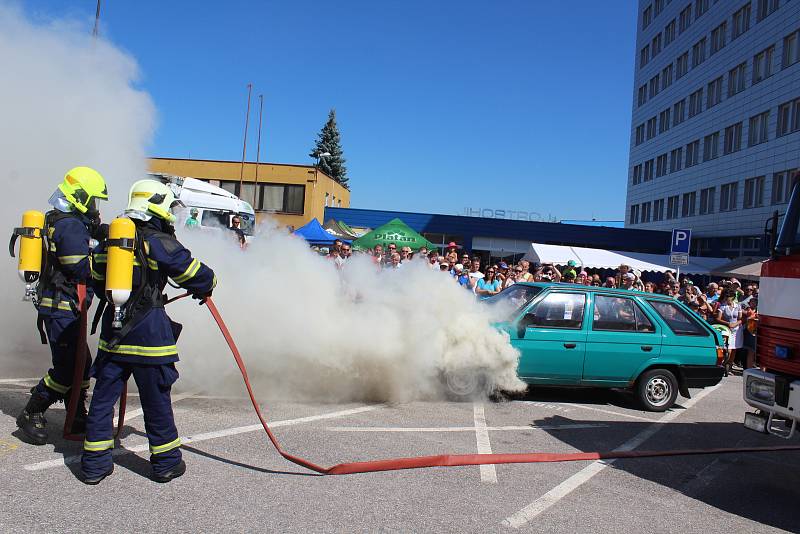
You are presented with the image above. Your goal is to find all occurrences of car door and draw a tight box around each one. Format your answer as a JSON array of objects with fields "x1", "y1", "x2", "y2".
[
  {"x1": 515, "y1": 291, "x2": 588, "y2": 384},
  {"x1": 582, "y1": 293, "x2": 662, "y2": 385}
]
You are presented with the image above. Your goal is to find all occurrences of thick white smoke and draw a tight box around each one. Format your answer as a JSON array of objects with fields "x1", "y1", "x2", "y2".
[
  {"x1": 0, "y1": 3, "x2": 525, "y2": 402},
  {"x1": 0, "y1": 3, "x2": 154, "y2": 375}
]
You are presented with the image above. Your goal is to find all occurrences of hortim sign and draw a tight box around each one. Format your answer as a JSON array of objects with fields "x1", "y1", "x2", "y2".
[{"x1": 460, "y1": 207, "x2": 558, "y2": 223}]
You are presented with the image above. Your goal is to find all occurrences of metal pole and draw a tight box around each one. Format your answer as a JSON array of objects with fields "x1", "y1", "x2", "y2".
[
  {"x1": 253, "y1": 94, "x2": 264, "y2": 209},
  {"x1": 92, "y1": 0, "x2": 102, "y2": 39},
  {"x1": 239, "y1": 83, "x2": 253, "y2": 193}
]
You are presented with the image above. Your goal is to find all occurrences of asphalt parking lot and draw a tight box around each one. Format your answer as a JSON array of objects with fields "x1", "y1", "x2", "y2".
[{"x1": 1, "y1": 373, "x2": 799, "y2": 533}]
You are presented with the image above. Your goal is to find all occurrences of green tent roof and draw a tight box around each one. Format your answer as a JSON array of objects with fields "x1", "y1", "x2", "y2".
[{"x1": 352, "y1": 218, "x2": 435, "y2": 252}]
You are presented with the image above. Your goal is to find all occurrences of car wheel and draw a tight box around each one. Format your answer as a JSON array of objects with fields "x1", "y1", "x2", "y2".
[
  {"x1": 636, "y1": 369, "x2": 678, "y2": 412},
  {"x1": 443, "y1": 369, "x2": 488, "y2": 401}
]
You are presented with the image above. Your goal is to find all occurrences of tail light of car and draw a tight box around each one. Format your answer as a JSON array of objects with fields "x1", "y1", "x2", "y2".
[{"x1": 716, "y1": 347, "x2": 725, "y2": 366}]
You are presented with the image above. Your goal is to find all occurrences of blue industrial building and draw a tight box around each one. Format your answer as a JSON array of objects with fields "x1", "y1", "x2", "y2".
[{"x1": 324, "y1": 207, "x2": 672, "y2": 261}]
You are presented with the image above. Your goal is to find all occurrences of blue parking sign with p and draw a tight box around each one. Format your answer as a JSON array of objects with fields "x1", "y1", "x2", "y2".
[{"x1": 671, "y1": 228, "x2": 692, "y2": 254}]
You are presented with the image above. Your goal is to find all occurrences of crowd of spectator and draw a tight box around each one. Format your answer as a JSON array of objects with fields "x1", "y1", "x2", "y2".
[{"x1": 318, "y1": 239, "x2": 758, "y2": 374}]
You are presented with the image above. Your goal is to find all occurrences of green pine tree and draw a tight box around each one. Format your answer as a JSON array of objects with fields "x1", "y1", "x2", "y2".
[{"x1": 309, "y1": 109, "x2": 348, "y2": 188}]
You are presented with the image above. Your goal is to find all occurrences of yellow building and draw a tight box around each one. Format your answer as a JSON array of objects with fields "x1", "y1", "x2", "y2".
[{"x1": 147, "y1": 157, "x2": 350, "y2": 230}]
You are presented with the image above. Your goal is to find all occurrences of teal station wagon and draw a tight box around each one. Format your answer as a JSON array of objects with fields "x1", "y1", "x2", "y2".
[{"x1": 487, "y1": 283, "x2": 725, "y2": 411}]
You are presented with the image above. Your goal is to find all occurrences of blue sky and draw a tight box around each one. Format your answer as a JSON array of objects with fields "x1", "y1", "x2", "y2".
[{"x1": 23, "y1": 0, "x2": 637, "y2": 220}]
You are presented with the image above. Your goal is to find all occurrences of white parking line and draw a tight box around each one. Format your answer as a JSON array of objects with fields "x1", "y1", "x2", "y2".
[
  {"x1": 501, "y1": 384, "x2": 721, "y2": 529},
  {"x1": 23, "y1": 404, "x2": 384, "y2": 471},
  {"x1": 327, "y1": 424, "x2": 608, "y2": 432},
  {"x1": 0, "y1": 378, "x2": 39, "y2": 384},
  {"x1": 474, "y1": 403, "x2": 498, "y2": 484},
  {"x1": 518, "y1": 400, "x2": 653, "y2": 422}
]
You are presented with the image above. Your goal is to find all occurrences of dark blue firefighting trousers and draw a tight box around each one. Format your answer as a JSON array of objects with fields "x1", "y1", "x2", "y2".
[
  {"x1": 81, "y1": 358, "x2": 181, "y2": 477},
  {"x1": 34, "y1": 314, "x2": 91, "y2": 404}
]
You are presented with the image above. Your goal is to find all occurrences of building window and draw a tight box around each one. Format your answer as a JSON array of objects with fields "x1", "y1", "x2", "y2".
[
  {"x1": 676, "y1": 51, "x2": 689, "y2": 78},
  {"x1": 646, "y1": 116, "x2": 657, "y2": 139},
  {"x1": 635, "y1": 123, "x2": 645, "y2": 145},
  {"x1": 653, "y1": 198, "x2": 665, "y2": 221},
  {"x1": 659, "y1": 108, "x2": 671, "y2": 133},
  {"x1": 665, "y1": 19, "x2": 677, "y2": 45},
  {"x1": 724, "y1": 122, "x2": 743, "y2": 154},
  {"x1": 661, "y1": 64, "x2": 674, "y2": 90},
  {"x1": 691, "y1": 37, "x2": 707, "y2": 68},
  {"x1": 728, "y1": 62, "x2": 747, "y2": 97},
  {"x1": 632, "y1": 164, "x2": 643, "y2": 185},
  {"x1": 720, "y1": 181, "x2": 739, "y2": 212},
  {"x1": 703, "y1": 132, "x2": 719, "y2": 161},
  {"x1": 640, "y1": 45, "x2": 650, "y2": 68},
  {"x1": 673, "y1": 99, "x2": 686, "y2": 125},
  {"x1": 777, "y1": 97, "x2": 800, "y2": 136},
  {"x1": 748, "y1": 110, "x2": 770, "y2": 146},
  {"x1": 688, "y1": 88, "x2": 703, "y2": 117},
  {"x1": 667, "y1": 195, "x2": 680, "y2": 219},
  {"x1": 711, "y1": 22, "x2": 727, "y2": 55},
  {"x1": 644, "y1": 159, "x2": 655, "y2": 181},
  {"x1": 743, "y1": 236, "x2": 762, "y2": 252},
  {"x1": 643, "y1": 4, "x2": 654, "y2": 29},
  {"x1": 707, "y1": 76, "x2": 723, "y2": 108},
  {"x1": 682, "y1": 191, "x2": 697, "y2": 217},
  {"x1": 732, "y1": 3, "x2": 752, "y2": 39},
  {"x1": 695, "y1": 0, "x2": 709, "y2": 18},
  {"x1": 629, "y1": 204, "x2": 640, "y2": 224},
  {"x1": 656, "y1": 0, "x2": 666, "y2": 16},
  {"x1": 257, "y1": 183, "x2": 305, "y2": 214},
  {"x1": 700, "y1": 187, "x2": 715, "y2": 214},
  {"x1": 685, "y1": 139, "x2": 700, "y2": 167},
  {"x1": 743, "y1": 176, "x2": 765, "y2": 208},
  {"x1": 652, "y1": 33, "x2": 663, "y2": 57},
  {"x1": 679, "y1": 4, "x2": 692, "y2": 33},
  {"x1": 772, "y1": 169, "x2": 799, "y2": 204},
  {"x1": 756, "y1": 0, "x2": 780, "y2": 22},
  {"x1": 670, "y1": 147, "x2": 684, "y2": 172},
  {"x1": 722, "y1": 237, "x2": 742, "y2": 254},
  {"x1": 656, "y1": 153, "x2": 669, "y2": 177},
  {"x1": 641, "y1": 201, "x2": 652, "y2": 223},
  {"x1": 638, "y1": 84, "x2": 648, "y2": 107},
  {"x1": 783, "y1": 29, "x2": 800, "y2": 68},
  {"x1": 649, "y1": 75, "x2": 661, "y2": 97},
  {"x1": 753, "y1": 45, "x2": 775, "y2": 83}
]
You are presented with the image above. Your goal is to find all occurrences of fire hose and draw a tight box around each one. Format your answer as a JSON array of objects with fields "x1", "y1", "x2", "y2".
[
  {"x1": 203, "y1": 297, "x2": 800, "y2": 475},
  {"x1": 62, "y1": 289, "x2": 800, "y2": 469}
]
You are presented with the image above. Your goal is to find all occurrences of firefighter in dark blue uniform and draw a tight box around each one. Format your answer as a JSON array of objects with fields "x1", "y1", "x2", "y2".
[
  {"x1": 81, "y1": 179, "x2": 215, "y2": 484},
  {"x1": 16, "y1": 167, "x2": 108, "y2": 445}
]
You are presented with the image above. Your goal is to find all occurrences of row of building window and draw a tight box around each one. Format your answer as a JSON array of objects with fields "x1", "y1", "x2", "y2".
[
  {"x1": 635, "y1": 33, "x2": 798, "y2": 147},
  {"x1": 641, "y1": 1, "x2": 782, "y2": 70},
  {"x1": 642, "y1": 0, "x2": 714, "y2": 32},
  {"x1": 629, "y1": 169, "x2": 798, "y2": 225},
  {"x1": 632, "y1": 97, "x2": 800, "y2": 185}
]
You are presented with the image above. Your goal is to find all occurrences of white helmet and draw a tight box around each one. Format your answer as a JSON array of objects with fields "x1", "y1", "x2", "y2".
[{"x1": 126, "y1": 179, "x2": 184, "y2": 223}]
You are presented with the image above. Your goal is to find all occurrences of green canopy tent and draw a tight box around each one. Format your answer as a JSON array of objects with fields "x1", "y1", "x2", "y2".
[{"x1": 352, "y1": 218, "x2": 436, "y2": 252}]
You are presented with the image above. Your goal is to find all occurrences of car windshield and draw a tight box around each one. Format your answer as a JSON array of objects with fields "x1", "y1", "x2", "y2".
[{"x1": 486, "y1": 285, "x2": 543, "y2": 317}]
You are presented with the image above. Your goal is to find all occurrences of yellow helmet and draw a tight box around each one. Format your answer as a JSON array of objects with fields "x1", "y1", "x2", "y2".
[
  {"x1": 126, "y1": 179, "x2": 183, "y2": 223},
  {"x1": 58, "y1": 166, "x2": 108, "y2": 214}
]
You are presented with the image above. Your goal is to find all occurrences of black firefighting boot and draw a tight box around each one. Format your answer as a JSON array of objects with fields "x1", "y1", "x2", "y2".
[
  {"x1": 16, "y1": 388, "x2": 52, "y2": 445},
  {"x1": 68, "y1": 389, "x2": 88, "y2": 435}
]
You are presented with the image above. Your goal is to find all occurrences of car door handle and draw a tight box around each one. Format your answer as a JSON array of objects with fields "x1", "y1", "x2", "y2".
[
  {"x1": 641, "y1": 345, "x2": 653, "y2": 352},
  {"x1": 563, "y1": 343, "x2": 577, "y2": 349}
]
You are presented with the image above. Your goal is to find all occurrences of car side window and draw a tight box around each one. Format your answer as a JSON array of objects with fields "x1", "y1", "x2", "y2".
[
  {"x1": 647, "y1": 300, "x2": 709, "y2": 336},
  {"x1": 528, "y1": 292, "x2": 585, "y2": 329},
  {"x1": 593, "y1": 295, "x2": 655, "y2": 333}
]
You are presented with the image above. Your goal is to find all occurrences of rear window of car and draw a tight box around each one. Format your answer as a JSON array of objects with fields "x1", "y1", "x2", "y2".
[{"x1": 647, "y1": 300, "x2": 709, "y2": 336}]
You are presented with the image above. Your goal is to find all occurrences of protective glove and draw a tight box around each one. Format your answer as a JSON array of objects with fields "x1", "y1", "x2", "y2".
[{"x1": 192, "y1": 290, "x2": 212, "y2": 305}]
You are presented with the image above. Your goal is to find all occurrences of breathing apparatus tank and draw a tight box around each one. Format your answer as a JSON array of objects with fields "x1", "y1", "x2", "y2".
[
  {"x1": 106, "y1": 217, "x2": 136, "y2": 329},
  {"x1": 9, "y1": 210, "x2": 45, "y2": 301}
]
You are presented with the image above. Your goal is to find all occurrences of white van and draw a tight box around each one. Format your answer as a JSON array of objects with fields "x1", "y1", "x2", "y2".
[{"x1": 150, "y1": 174, "x2": 256, "y2": 239}]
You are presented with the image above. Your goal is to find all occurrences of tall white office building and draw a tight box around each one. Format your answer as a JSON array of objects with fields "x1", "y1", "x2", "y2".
[{"x1": 626, "y1": 0, "x2": 800, "y2": 257}]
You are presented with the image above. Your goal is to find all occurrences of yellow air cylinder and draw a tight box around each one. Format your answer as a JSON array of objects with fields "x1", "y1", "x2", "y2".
[
  {"x1": 17, "y1": 210, "x2": 45, "y2": 283},
  {"x1": 106, "y1": 218, "x2": 135, "y2": 317}
]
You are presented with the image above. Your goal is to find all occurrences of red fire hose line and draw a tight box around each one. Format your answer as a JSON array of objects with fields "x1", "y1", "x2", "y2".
[{"x1": 204, "y1": 297, "x2": 800, "y2": 476}]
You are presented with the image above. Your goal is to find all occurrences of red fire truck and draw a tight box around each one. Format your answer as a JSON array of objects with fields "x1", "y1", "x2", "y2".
[{"x1": 744, "y1": 179, "x2": 800, "y2": 438}]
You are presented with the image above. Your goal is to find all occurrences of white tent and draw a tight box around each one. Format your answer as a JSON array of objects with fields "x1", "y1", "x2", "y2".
[{"x1": 522, "y1": 242, "x2": 729, "y2": 275}]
